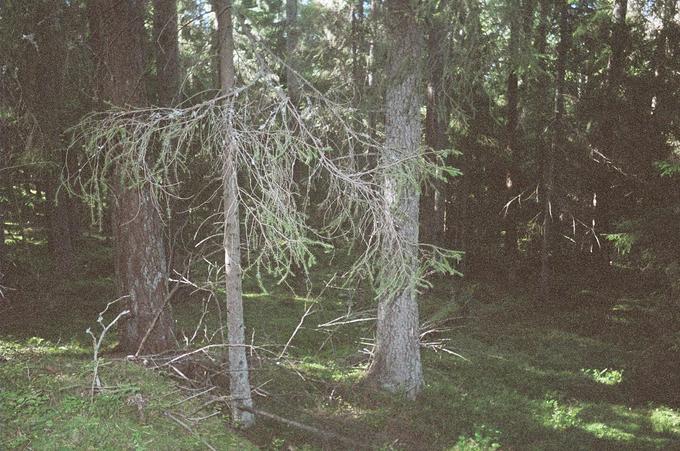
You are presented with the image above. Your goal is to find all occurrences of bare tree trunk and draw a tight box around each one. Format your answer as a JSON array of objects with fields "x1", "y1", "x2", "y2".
[
  {"x1": 214, "y1": 0, "x2": 255, "y2": 428},
  {"x1": 367, "y1": 0, "x2": 424, "y2": 400},
  {"x1": 541, "y1": 0, "x2": 568, "y2": 303},
  {"x1": 89, "y1": 0, "x2": 174, "y2": 354}
]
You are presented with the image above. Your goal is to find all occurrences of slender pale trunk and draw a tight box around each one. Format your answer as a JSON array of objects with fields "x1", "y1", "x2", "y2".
[
  {"x1": 214, "y1": 0, "x2": 255, "y2": 428},
  {"x1": 541, "y1": 0, "x2": 568, "y2": 303},
  {"x1": 368, "y1": 0, "x2": 424, "y2": 400}
]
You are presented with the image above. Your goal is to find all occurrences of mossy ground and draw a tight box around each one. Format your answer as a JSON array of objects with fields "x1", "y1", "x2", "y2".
[{"x1": 1, "y1": 239, "x2": 679, "y2": 449}]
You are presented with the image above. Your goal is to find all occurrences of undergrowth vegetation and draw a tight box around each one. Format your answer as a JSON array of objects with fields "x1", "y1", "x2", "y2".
[{"x1": 1, "y1": 239, "x2": 680, "y2": 449}]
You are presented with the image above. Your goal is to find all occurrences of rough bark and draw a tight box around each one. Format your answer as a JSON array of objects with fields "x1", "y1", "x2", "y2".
[
  {"x1": 367, "y1": 0, "x2": 424, "y2": 400},
  {"x1": 214, "y1": 0, "x2": 255, "y2": 428},
  {"x1": 540, "y1": 0, "x2": 568, "y2": 303},
  {"x1": 89, "y1": 0, "x2": 175, "y2": 354}
]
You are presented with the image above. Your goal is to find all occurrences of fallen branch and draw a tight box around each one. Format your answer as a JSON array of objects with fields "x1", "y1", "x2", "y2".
[
  {"x1": 164, "y1": 411, "x2": 218, "y2": 451},
  {"x1": 237, "y1": 405, "x2": 364, "y2": 448},
  {"x1": 278, "y1": 303, "x2": 315, "y2": 360}
]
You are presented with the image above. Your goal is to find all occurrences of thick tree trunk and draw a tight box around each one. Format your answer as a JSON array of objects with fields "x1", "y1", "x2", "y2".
[
  {"x1": 367, "y1": 0, "x2": 424, "y2": 400},
  {"x1": 215, "y1": 0, "x2": 255, "y2": 428},
  {"x1": 541, "y1": 0, "x2": 568, "y2": 303},
  {"x1": 89, "y1": 0, "x2": 174, "y2": 354},
  {"x1": 116, "y1": 186, "x2": 175, "y2": 353}
]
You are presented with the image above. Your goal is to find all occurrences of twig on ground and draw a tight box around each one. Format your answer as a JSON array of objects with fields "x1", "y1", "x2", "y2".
[
  {"x1": 85, "y1": 296, "x2": 130, "y2": 400},
  {"x1": 164, "y1": 411, "x2": 218, "y2": 451}
]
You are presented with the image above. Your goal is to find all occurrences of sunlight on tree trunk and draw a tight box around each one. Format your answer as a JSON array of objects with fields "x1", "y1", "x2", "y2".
[
  {"x1": 367, "y1": 0, "x2": 424, "y2": 400},
  {"x1": 214, "y1": 0, "x2": 255, "y2": 428}
]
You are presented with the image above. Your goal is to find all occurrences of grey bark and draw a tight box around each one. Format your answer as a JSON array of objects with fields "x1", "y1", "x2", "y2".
[
  {"x1": 214, "y1": 0, "x2": 255, "y2": 428},
  {"x1": 367, "y1": 0, "x2": 424, "y2": 400}
]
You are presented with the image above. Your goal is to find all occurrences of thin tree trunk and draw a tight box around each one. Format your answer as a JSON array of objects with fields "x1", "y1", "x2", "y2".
[
  {"x1": 504, "y1": 0, "x2": 522, "y2": 284},
  {"x1": 89, "y1": 0, "x2": 174, "y2": 354},
  {"x1": 367, "y1": 0, "x2": 424, "y2": 400},
  {"x1": 214, "y1": 0, "x2": 255, "y2": 428},
  {"x1": 541, "y1": 0, "x2": 568, "y2": 303}
]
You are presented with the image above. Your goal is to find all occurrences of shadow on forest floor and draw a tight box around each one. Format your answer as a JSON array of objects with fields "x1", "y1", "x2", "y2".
[{"x1": 1, "y1": 239, "x2": 680, "y2": 449}]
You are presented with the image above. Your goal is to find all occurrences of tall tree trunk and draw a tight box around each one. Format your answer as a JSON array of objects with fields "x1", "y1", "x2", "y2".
[
  {"x1": 419, "y1": 8, "x2": 448, "y2": 246},
  {"x1": 367, "y1": 0, "x2": 424, "y2": 400},
  {"x1": 89, "y1": 0, "x2": 174, "y2": 354},
  {"x1": 504, "y1": 0, "x2": 522, "y2": 284},
  {"x1": 541, "y1": 0, "x2": 568, "y2": 303},
  {"x1": 214, "y1": 0, "x2": 255, "y2": 428}
]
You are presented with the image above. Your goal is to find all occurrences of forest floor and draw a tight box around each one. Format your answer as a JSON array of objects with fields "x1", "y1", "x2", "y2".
[{"x1": 1, "y1": 237, "x2": 680, "y2": 450}]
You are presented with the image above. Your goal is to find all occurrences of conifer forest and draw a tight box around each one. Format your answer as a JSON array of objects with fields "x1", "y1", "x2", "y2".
[{"x1": 1, "y1": 0, "x2": 679, "y2": 449}]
